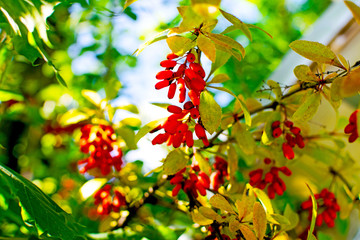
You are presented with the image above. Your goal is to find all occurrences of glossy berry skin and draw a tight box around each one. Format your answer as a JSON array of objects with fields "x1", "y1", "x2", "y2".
[
  {"x1": 249, "y1": 160, "x2": 292, "y2": 199},
  {"x1": 78, "y1": 124, "x2": 123, "y2": 176},
  {"x1": 301, "y1": 188, "x2": 340, "y2": 228},
  {"x1": 344, "y1": 110, "x2": 359, "y2": 143}
]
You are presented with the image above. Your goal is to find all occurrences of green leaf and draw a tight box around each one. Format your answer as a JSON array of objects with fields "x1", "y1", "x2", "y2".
[
  {"x1": 199, "y1": 91, "x2": 222, "y2": 134},
  {"x1": 232, "y1": 122, "x2": 256, "y2": 155},
  {"x1": 0, "y1": 163, "x2": 85, "y2": 239},
  {"x1": 116, "y1": 104, "x2": 139, "y2": 114},
  {"x1": 209, "y1": 194, "x2": 235, "y2": 213},
  {"x1": 208, "y1": 33, "x2": 245, "y2": 57},
  {"x1": 268, "y1": 214, "x2": 290, "y2": 227},
  {"x1": 123, "y1": 0, "x2": 138, "y2": 10},
  {"x1": 267, "y1": 80, "x2": 282, "y2": 99},
  {"x1": 293, "y1": 65, "x2": 318, "y2": 82},
  {"x1": 306, "y1": 184, "x2": 318, "y2": 240},
  {"x1": 59, "y1": 109, "x2": 89, "y2": 126},
  {"x1": 163, "y1": 149, "x2": 188, "y2": 175},
  {"x1": 246, "y1": 24, "x2": 273, "y2": 39},
  {"x1": 283, "y1": 204, "x2": 300, "y2": 231},
  {"x1": 197, "y1": 33, "x2": 216, "y2": 62},
  {"x1": 120, "y1": 117, "x2": 141, "y2": 128},
  {"x1": 345, "y1": 1, "x2": 360, "y2": 26},
  {"x1": 0, "y1": 89, "x2": 24, "y2": 101},
  {"x1": 166, "y1": 35, "x2": 195, "y2": 56},
  {"x1": 208, "y1": 73, "x2": 230, "y2": 84},
  {"x1": 116, "y1": 127, "x2": 137, "y2": 150},
  {"x1": 134, "y1": 118, "x2": 166, "y2": 143},
  {"x1": 219, "y1": 9, "x2": 252, "y2": 41},
  {"x1": 207, "y1": 86, "x2": 251, "y2": 127},
  {"x1": 209, "y1": 49, "x2": 231, "y2": 76},
  {"x1": 289, "y1": 40, "x2": 343, "y2": 68},
  {"x1": 292, "y1": 91, "x2": 321, "y2": 122},
  {"x1": 81, "y1": 89, "x2": 102, "y2": 106},
  {"x1": 133, "y1": 30, "x2": 168, "y2": 56},
  {"x1": 253, "y1": 202, "x2": 267, "y2": 240}
]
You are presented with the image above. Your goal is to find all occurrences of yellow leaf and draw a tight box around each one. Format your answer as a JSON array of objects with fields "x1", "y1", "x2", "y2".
[
  {"x1": 79, "y1": 178, "x2": 107, "y2": 200},
  {"x1": 227, "y1": 145, "x2": 238, "y2": 181},
  {"x1": 337, "y1": 54, "x2": 350, "y2": 71},
  {"x1": 191, "y1": 209, "x2": 213, "y2": 225},
  {"x1": 59, "y1": 109, "x2": 89, "y2": 126},
  {"x1": 229, "y1": 218, "x2": 241, "y2": 232},
  {"x1": 195, "y1": 152, "x2": 211, "y2": 175},
  {"x1": 199, "y1": 91, "x2": 222, "y2": 134},
  {"x1": 166, "y1": 36, "x2": 195, "y2": 56},
  {"x1": 293, "y1": 65, "x2": 318, "y2": 82},
  {"x1": 267, "y1": 80, "x2": 283, "y2": 99},
  {"x1": 253, "y1": 202, "x2": 267, "y2": 240},
  {"x1": 134, "y1": 118, "x2": 166, "y2": 143},
  {"x1": 208, "y1": 73, "x2": 230, "y2": 84},
  {"x1": 199, "y1": 206, "x2": 220, "y2": 220},
  {"x1": 191, "y1": 0, "x2": 220, "y2": 18},
  {"x1": 209, "y1": 194, "x2": 235, "y2": 213},
  {"x1": 292, "y1": 91, "x2": 321, "y2": 122},
  {"x1": 330, "y1": 77, "x2": 343, "y2": 102},
  {"x1": 322, "y1": 86, "x2": 341, "y2": 111},
  {"x1": 345, "y1": 1, "x2": 360, "y2": 25},
  {"x1": 253, "y1": 188, "x2": 274, "y2": 214},
  {"x1": 232, "y1": 122, "x2": 256, "y2": 155},
  {"x1": 306, "y1": 184, "x2": 318, "y2": 240},
  {"x1": 120, "y1": 117, "x2": 141, "y2": 128},
  {"x1": 339, "y1": 66, "x2": 360, "y2": 98},
  {"x1": 289, "y1": 40, "x2": 344, "y2": 68},
  {"x1": 208, "y1": 33, "x2": 245, "y2": 57},
  {"x1": 239, "y1": 225, "x2": 257, "y2": 240},
  {"x1": 163, "y1": 149, "x2": 188, "y2": 175},
  {"x1": 197, "y1": 33, "x2": 216, "y2": 62},
  {"x1": 123, "y1": 0, "x2": 138, "y2": 10}
]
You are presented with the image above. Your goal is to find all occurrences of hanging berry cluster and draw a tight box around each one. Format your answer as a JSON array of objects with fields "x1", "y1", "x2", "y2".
[
  {"x1": 272, "y1": 120, "x2": 305, "y2": 160},
  {"x1": 151, "y1": 51, "x2": 211, "y2": 147},
  {"x1": 249, "y1": 158, "x2": 292, "y2": 199},
  {"x1": 78, "y1": 124, "x2": 123, "y2": 175},
  {"x1": 344, "y1": 109, "x2": 359, "y2": 143},
  {"x1": 170, "y1": 165, "x2": 210, "y2": 198},
  {"x1": 212, "y1": 156, "x2": 229, "y2": 191},
  {"x1": 93, "y1": 185, "x2": 127, "y2": 216},
  {"x1": 301, "y1": 188, "x2": 340, "y2": 228}
]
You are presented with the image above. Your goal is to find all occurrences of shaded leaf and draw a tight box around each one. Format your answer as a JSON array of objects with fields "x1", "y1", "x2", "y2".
[
  {"x1": 227, "y1": 144, "x2": 238, "y2": 182},
  {"x1": 268, "y1": 214, "x2": 290, "y2": 227},
  {"x1": 289, "y1": 40, "x2": 343, "y2": 68},
  {"x1": 229, "y1": 218, "x2": 241, "y2": 232},
  {"x1": 0, "y1": 163, "x2": 85, "y2": 239},
  {"x1": 209, "y1": 49, "x2": 231, "y2": 76},
  {"x1": 232, "y1": 122, "x2": 256, "y2": 155},
  {"x1": 209, "y1": 194, "x2": 235, "y2": 213},
  {"x1": 116, "y1": 127, "x2": 137, "y2": 150},
  {"x1": 199, "y1": 91, "x2": 222, "y2": 134},
  {"x1": 292, "y1": 91, "x2": 321, "y2": 122},
  {"x1": 163, "y1": 149, "x2": 188, "y2": 175},
  {"x1": 345, "y1": 1, "x2": 360, "y2": 25},
  {"x1": 253, "y1": 202, "x2": 267, "y2": 240},
  {"x1": 197, "y1": 33, "x2": 216, "y2": 62},
  {"x1": 283, "y1": 204, "x2": 300, "y2": 231},
  {"x1": 339, "y1": 66, "x2": 360, "y2": 98}
]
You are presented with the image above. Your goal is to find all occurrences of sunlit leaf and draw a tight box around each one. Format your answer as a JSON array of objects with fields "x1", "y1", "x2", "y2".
[
  {"x1": 79, "y1": 178, "x2": 107, "y2": 200},
  {"x1": 339, "y1": 66, "x2": 360, "y2": 98},
  {"x1": 116, "y1": 104, "x2": 139, "y2": 114},
  {"x1": 246, "y1": 24, "x2": 273, "y2": 39},
  {"x1": 322, "y1": 86, "x2": 341, "y2": 111},
  {"x1": 163, "y1": 149, "x2": 188, "y2": 175},
  {"x1": 253, "y1": 188, "x2": 274, "y2": 214},
  {"x1": 219, "y1": 9, "x2": 252, "y2": 41},
  {"x1": 199, "y1": 91, "x2": 222, "y2": 134},
  {"x1": 81, "y1": 90, "x2": 101, "y2": 106},
  {"x1": 208, "y1": 33, "x2": 245, "y2": 57},
  {"x1": 195, "y1": 152, "x2": 211, "y2": 175},
  {"x1": 120, "y1": 117, "x2": 141, "y2": 128},
  {"x1": 232, "y1": 122, "x2": 256, "y2": 155},
  {"x1": 59, "y1": 109, "x2": 89, "y2": 126},
  {"x1": 209, "y1": 194, "x2": 235, "y2": 214},
  {"x1": 337, "y1": 54, "x2": 350, "y2": 71},
  {"x1": 227, "y1": 144, "x2": 238, "y2": 182},
  {"x1": 267, "y1": 80, "x2": 282, "y2": 99},
  {"x1": 207, "y1": 86, "x2": 251, "y2": 127},
  {"x1": 293, "y1": 65, "x2": 318, "y2": 82},
  {"x1": 289, "y1": 40, "x2": 343, "y2": 68},
  {"x1": 197, "y1": 33, "x2": 216, "y2": 62},
  {"x1": 116, "y1": 127, "x2": 137, "y2": 150},
  {"x1": 253, "y1": 202, "x2": 267, "y2": 240},
  {"x1": 306, "y1": 184, "x2": 318, "y2": 240},
  {"x1": 345, "y1": 1, "x2": 360, "y2": 25},
  {"x1": 191, "y1": 0, "x2": 220, "y2": 19},
  {"x1": 134, "y1": 118, "x2": 166, "y2": 143},
  {"x1": 292, "y1": 91, "x2": 321, "y2": 122},
  {"x1": 199, "y1": 206, "x2": 220, "y2": 220},
  {"x1": 208, "y1": 73, "x2": 230, "y2": 84},
  {"x1": 123, "y1": 0, "x2": 138, "y2": 10},
  {"x1": 191, "y1": 209, "x2": 213, "y2": 225},
  {"x1": 166, "y1": 36, "x2": 195, "y2": 56},
  {"x1": 0, "y1": 89, "x2": 24, "y2": 101}
]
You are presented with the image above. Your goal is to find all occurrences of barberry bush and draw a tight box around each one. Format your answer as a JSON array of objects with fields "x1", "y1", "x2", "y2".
[{"x1": 1, "y1": 0, "x2": 360, "y2": 240}]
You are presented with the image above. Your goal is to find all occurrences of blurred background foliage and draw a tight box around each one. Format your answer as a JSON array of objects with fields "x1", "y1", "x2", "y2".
[{"x1": 0, "y1": 0, "x2": 333, "y2": 238}]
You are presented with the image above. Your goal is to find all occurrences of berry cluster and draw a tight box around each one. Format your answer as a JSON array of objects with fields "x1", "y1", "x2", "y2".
[
  {"x1": 212, "y1": 156, "x2": 229, "y2": 191},
  {"x1": 78, "y1": 124, "x2": 123, "y2": 175},
  {"x1": 170, "y1": 165, "x2": 210, "y2": 198},
  {"x1": 151, "y1": 102, "x2": 209, "y2": 148},
  {"x1": 93, "y1": 185, "x2": 127, "y2": 215},
  {"x1": 272, "y1": 120, "x2": 304, "y2": 160},
  {"x1": 344, "y1": 109, "x2": 359, "y2": 143},
  {"x1": 301, "y1": 188, "x2": 340, "y2": 228},
  {"x1": 155, "y1": 52, "x2": 206, "y2": 106},
  {"x1": 249, "y1": 158, "x2": 292, "y2": 199}
]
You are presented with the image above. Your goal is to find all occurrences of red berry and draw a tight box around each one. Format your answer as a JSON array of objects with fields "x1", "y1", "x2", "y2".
[
  {"x1": 155, "y1": 80, "x2": 170, "y2": 89},
  {"x1": 349, "y1": 132, "x2": 358, "y2": 143},
  {"x1": 344, "y1": 123, "x2": 355, "y2": 134},
  {"x1": 156, "y1": 70, "x2": 173, "y2": 79},
  {"x1": 290, "y1": 126, "x2": 301, "y2": 135},
  {"x1": 295, "y1": 134, "x2": 305, "y2": 148},
  {"x1": 188, "y1": 90, "x2": 200, "y2": 106},
  {"x1": 183, "y1": 101, "x2": 194, "y2": 110},
  {"x1": 349, "y1": 110, "x2": 359, "y2": 124},
  {"x1": 282, "y1": 143, "x2": 294, "y2": 160},
  {"x1": 264, "y1": 158, "x2": 272, "y2": 164},
  {"x1": 168, "y1": 83, "x2": 176, "y2": 99},
  {"x1": 190, "y1": 108, "x2": 200, "y2": 119},
  {"x1": 186, "y1": 53, "x2": 196, "y2": 62},
  {"x1": 167, "y1": 105, "x2": 182, "y2": 114},
  {"x1": 271, "y1": 121, "x2": 281, "y2": 129},
  {"x1": 167, "y1": 53, "x2": 179, "y2": 60},
  {"x1": 272, "y1": 127, "x2": 282, "y2": 138},
  {"x1": 160, "y1": 60, "x2": 177, "y2": 68},
  {"x1": 189, "y1": 62, "x2": 206, "y2": 78},
  {"x1": 195, "y1": 124, "x2": 206, "y2": 139},
  {"x1": 185, "y1": 130, "x2": 194, "y2": 147},
  {"x1": 284, "y1": 120, "x2": 293, "y2": 128},
  {"x1": 172, "y1": 184, "x2": 182, "y2": 196}
]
